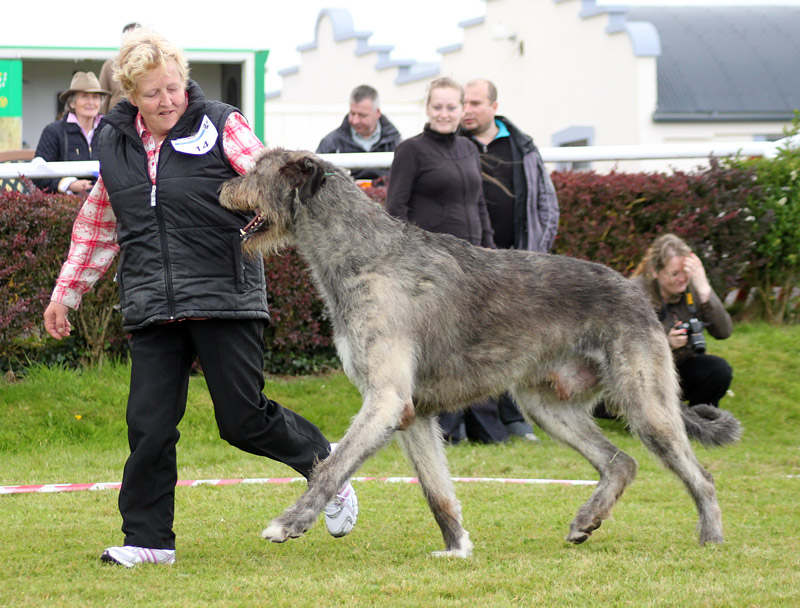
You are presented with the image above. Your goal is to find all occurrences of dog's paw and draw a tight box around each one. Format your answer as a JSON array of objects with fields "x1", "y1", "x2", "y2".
[
  {"x1": 567, "y1": 515, "x2": 602, "y2": 544},
  {"x1": 261, "y1": 519, "x2": 306, "y2": 543},
  {"x1": 261, "y1": 522, "x2": 289, "y2": 543},
  {"x1": 431, "y1": 548, "x2": 472, "y2": 558},
  {"x1": 698, "y1": 525, "x2": 724, "y2": 546},
  {"x1": 430, "y1": 534, "x2": 473, "y2": 558},
  {"x1": 566, "y1": 530, "x2": 592, "y2": 544},
  {"x1": 699, "y1": 534, "x2": 724, "y2": 547}
]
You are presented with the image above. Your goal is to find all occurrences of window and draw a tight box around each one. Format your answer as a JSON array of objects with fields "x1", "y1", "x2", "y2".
[{"x1": 552, "y1": 126, "x2": 595, "y2": 171}]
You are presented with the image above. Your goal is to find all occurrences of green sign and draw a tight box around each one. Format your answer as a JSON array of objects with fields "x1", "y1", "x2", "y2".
[{"x1": 0, "y1": 60, "x2": 22, "y2": 117}]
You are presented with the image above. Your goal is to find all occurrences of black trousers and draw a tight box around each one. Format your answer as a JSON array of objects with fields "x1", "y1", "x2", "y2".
[
  {"x1": 497, "y1": 392, "x2": 528, "y2": 426},
  {"x1": 594, "y1": 354, "x2": 733, "y2": 418},
  {"x1": 438, "y1": 399, "x2": 510, "y2": 444},
  {"x1": 119, "y1": 319, "x2": 330, "y2": 550},
  {"x1": 677, "y1": 353, "x2": 733, "y2": 407}
]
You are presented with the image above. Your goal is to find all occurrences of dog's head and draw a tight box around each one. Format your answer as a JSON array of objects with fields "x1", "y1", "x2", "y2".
[{"x1": 219, "y1": 148, "x2": 334, "y2": 256}]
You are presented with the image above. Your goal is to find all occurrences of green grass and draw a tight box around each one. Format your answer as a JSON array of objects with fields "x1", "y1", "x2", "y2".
[{"x1": 1, "y1": 323, "x2": 799, "y2": 607}]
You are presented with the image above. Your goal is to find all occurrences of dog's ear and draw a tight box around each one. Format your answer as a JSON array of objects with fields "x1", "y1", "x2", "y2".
[{"x1": 279, "y1": 155, "x2": 326, "y2": 202}]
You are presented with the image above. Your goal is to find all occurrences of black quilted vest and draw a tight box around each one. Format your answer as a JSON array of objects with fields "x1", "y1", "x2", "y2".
[{"x1": 96, "y1": 80, "x2": 269, "y2": 331}]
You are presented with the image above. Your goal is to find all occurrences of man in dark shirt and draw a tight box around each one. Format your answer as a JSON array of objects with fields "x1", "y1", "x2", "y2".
[
  {"x1": 461, "y1": 78, "x2": 560, "y2": 441},
  {"x1": 462, "y1": 79, "x2": 559, "y2": 251}
]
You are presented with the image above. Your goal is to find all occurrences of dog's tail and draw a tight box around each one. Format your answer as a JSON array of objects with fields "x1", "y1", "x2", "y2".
[{"x1": 681, "y1": 404, "x2": 742, "y2": 447}]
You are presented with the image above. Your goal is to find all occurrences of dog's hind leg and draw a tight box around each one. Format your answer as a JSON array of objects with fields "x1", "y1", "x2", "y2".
[
  {"x1": 625, "y1": 401, "x2": 724, "y2": 545},
  {"x1": 513, "y1": 388, "x2": 638, "y2": 544},
  {"x1": 396, "y1": 416, "x2": 473, "y2": 558},
  {"x1": 611, "y1": 342, "x2": 724, "y2": 545}
]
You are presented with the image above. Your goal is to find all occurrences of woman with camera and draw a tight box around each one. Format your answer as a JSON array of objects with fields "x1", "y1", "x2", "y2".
[{"x1": 632, "y1": 233, "x2": 733, "y2": 408}]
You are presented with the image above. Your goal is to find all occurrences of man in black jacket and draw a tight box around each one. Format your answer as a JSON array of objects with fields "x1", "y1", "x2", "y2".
[
  {"x1": 316, "y1": 84, "x2": 401, "y2": 180},
  {"x1": 461, "y1": 79, "x2": 559, "y2": 251}
]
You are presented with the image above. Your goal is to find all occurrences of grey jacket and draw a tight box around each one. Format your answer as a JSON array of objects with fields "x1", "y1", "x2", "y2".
[
  {"x1": 519, "y1": 131, "x2": 559, "y2": 252},
  {"x1": 463, "y1": 116, "x2": 559, "y2": 252}
]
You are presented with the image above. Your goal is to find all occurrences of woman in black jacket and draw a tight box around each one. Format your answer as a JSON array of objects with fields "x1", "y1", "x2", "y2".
[
  {"x1": 386, "y1": 77, "x2": 494, "y2": 248},
  {"x1": 33, "y1": 71, "x2": 109, "y2": 194}
]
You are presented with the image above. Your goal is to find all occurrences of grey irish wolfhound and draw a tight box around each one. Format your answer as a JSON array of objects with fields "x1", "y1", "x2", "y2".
[{"x1": 219, "y1": 148, "x2": 741, "y2": 557}]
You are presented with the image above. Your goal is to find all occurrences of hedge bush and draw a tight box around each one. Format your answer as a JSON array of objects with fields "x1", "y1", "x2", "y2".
[
  {"x1": 549, "y1": 159, "x2": 769, "y2": 295},
  {"x1": 1, "y1": 148, "x2": 797, "y2": 375},
  {"x1": 261, "y1": 248, "x2": 338, "y2": 374},
  {"x1": 0, "y1": 186, "x2": 71, "y2": 355},
  {"x1": 724, "y1": 116, "x2": 800, "y2": 322},
  {"x1": 0, "y1": 186, "x2": 128, "y2": 372}
]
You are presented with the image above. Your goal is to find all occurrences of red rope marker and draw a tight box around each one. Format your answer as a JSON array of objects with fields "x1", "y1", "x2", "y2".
[{"x1": 0, "y1": 476, "x2": 597, "y2": 495}]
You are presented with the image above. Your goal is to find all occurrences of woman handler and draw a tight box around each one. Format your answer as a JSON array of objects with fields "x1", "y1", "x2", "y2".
[{"x1": 43, "y1": 29, "x2": 357, "y2": 568}]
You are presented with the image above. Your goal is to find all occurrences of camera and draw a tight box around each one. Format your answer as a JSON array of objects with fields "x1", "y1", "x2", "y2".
[{"x1": 676, "y1": 318, "x2": 707, "y2": 353}]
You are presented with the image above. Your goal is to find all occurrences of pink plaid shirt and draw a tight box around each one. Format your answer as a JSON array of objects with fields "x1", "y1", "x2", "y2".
[{"x1": 51, "y1": 111, "x2": 264, "y2": 310}]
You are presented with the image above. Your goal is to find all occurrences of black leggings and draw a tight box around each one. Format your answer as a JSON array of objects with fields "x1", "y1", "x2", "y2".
[
  {"x1": 677, "y1": 354, "x2": 733, "y2": 407},
  {"x1": 594, "y1": 353, "x2": 733, "y2": 418}
]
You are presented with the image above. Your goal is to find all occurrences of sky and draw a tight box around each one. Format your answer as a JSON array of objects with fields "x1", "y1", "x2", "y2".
[{"x1": 5, "y1": 0, "x2": 800, "y2": 91}]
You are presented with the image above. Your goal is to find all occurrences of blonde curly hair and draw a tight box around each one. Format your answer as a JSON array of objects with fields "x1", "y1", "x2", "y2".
[
  {"x1": 112, "y1": 28, "x2": 190, "y2": 98},
  {"x1": 632, "y1": 233, "x2": 693, "y2": 277}
]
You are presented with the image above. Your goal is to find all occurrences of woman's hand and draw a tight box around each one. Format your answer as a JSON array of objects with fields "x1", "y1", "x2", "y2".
[
  {"x1": 668, "y1": 324, "x2": 689, "y2": 350},
  {"x1": 683, "y1": 253, "x2": 712, "y2": 303},
  {"x1": 44, "y1": 301, "x2": 72, "y2": 340},
  {"x1": 68, "y1": 179, "x2": 94, "y2": 195}
]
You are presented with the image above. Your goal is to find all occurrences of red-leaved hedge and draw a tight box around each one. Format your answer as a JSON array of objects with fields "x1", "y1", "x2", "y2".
[
  {"x1": 1, "y1": 154, "x2": 796, "y2": 375},
  {"x1": 550, "y1": 159, "x2": 769, "y2": 293}
]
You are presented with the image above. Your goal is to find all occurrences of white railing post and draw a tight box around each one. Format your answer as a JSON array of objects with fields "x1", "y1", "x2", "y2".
[{"x1": 1, "y1": 138, "x2": 793, "y2": 179}]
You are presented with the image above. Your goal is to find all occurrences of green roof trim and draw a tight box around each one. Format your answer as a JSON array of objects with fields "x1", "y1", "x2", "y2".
[
  {"x1": 0, "y1": 45, "x2": 266, "y2": 53},
  {"x1": 254, "y1": 50, "x2": 268, "y2": 143}
]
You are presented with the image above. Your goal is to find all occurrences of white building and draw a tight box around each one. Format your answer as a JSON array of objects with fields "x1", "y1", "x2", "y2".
[{"x1": 266, "y1": 0, "x2": 800, "y2": 172}]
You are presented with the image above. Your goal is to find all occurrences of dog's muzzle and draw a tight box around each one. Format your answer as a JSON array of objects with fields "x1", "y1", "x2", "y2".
[{"x1": 240, "y1": 214, "x2": 268, "y2": 242}]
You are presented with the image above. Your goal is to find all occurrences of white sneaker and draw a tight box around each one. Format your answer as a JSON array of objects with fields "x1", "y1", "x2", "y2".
[
  {"x1": 323, "y1": 481, "x2": 358, "y2": 537},
  {"x1": 100, "y1": 545, "x2": 176, "y2": 568}
]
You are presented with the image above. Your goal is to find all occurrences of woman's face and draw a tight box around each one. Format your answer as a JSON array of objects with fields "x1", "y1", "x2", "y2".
[
  {"x1": 426, "y1": 86, "x2": 463, "y2": 134},
  {"x1": 72, "y1": 92, "x2": 103, "y2": 121},
  {"x1": 129, "y1": 59, "x2": 187, "y2": 141},
  {"x1": 656, "y1": 255, "x2": 690, "y2": 300}
]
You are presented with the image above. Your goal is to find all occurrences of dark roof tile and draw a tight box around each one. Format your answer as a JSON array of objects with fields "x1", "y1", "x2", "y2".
[{"x1": 627, "y1": 6, "x2": 800, "y2": 121}]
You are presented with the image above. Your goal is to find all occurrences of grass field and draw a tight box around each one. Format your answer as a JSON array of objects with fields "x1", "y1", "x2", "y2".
[{"x1": 1, "y1": 323, "x2": 798, "y2": 607}]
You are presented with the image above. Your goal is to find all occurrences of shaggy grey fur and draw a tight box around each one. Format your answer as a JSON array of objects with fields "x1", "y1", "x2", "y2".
[{"x1": 219, "y1": 149, "x2": 741, "y2": 557}]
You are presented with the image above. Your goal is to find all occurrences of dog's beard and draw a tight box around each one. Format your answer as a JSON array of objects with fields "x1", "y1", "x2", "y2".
[{"x1": 220, "y1": 182, "x2": 292, "y2": 256}]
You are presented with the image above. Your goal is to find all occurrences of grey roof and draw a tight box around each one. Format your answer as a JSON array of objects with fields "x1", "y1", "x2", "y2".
[{"x1": 626, "y1": 6, "x2": 800, "y2": 122}]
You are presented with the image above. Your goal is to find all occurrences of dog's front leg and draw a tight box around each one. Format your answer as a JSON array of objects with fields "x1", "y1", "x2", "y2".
[{"x1": 262, "y1": 386, "x2": 411, "y2": 543}]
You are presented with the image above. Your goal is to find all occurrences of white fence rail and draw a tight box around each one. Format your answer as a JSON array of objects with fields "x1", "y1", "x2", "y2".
[{"x1": 2, "y1": 137, "x2": 796, "y2": 180}]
